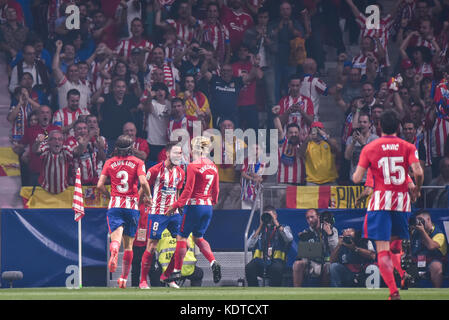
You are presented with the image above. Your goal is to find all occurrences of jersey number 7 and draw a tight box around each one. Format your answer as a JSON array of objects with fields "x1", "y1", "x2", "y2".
[{"x1": 204, "y1": 174, "x2": 214, "y2": 195}]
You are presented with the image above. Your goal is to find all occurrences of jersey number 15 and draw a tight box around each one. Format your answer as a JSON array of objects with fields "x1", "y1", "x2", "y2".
[{"x1": 377, "y1": 156, "x2": 405, "y2": 185}]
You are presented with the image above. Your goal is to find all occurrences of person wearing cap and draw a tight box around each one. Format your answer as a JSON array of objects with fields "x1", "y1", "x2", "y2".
[{"x1": 299, "y1": 121, "x2": 340, "y2": 186}]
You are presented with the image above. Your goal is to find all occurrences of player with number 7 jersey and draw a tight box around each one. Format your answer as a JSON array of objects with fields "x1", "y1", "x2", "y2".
[
  {"x1": 97, "y1": 135, "x2": 151, "y2": 289},
  {"x1": 162, "y1": 136, "x2": 222, "y2": 285},
  {"x1": 352, "y1": 110, "x2": 424, "y2": 300}
]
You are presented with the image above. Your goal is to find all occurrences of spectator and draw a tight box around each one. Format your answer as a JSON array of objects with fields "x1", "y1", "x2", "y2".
[
  {"x1": 240, "y1": 143, "x2": 265, "y2": 210},
  {"x1": 400, "y1": 32, "x2": 436, "y2": 79},
  {"x1": 292, "y1": 209, "x2": 338, "y2": 287},
  {"x1": 7, "y1": 86, "x2": 40, "y2": 142},
  {"x1": 123, "y1": 121, "x2": 149, "y2": 162},
  {"x1": 173, "y1": 40, "x2": 203, "y2": 80},
  {"x1": 329, "y1": 228, "x2": 376, "y2": 287},
  {"x1": 201, "y1": 61, "x2": 259, "y2": 129},
  {"x1": 344, "y1": 113, "x2": 379, "y2": 185},
  {"x1": 333, "y1": 66, "x2": 363, "y2": 112},
  {"x1": 0, "y1": 6, "x2": 28, "y2": 62},
  {"x1": 35, "y1": 130, "x2": 74, "y2": 194},
  {"x1": 231, "y1": 44, "x2": 263, "y2": 131},
  {"x1": 409, "y1": 211, "x2": 448, "y2": 287},
  {"x1": 142, "y1": 81, "x2": 171, "y2": 163},
  {"x1": 98, "y1": 78, "x2": 141, "y2": 153},
  {"x1": 198, "y1": 2, "x2": 231, "y2": 65},
  {"x1": 155, "y1": 0, "x2": 197, "y2": 50},
  {"x1": 214, "y1": 118, "x2": 246, "y2": 210},
  {"x1": 299, "y1": 121, "x2": 340, "y2": 186},
  {"x1": 401, "y1": 118, "x2": 427, "y2": 172},
  {"x1": 53, "y1": 89, "x2": 90, "y2": 137},
  {"x1": 219, "y1": 0, "x2": 254, "y2": 54},
  {"x1": 144, "y1": 45, "x2": 180, "y2": 98},
  {"x1": 360, "y1": 82, "x2": 378, "y2": 110},
  {"x1": 58, "y1": 42, "x2": 79, "y2": 75},
  {"x1": 270, "y1": 0, "x2": 303, "y2": 102},
  {"x1": 13, "y1": 105, "x2": 61, "y2": 186},
  {"x1": 275, "y1": 74, "x2": 314, "y2": 144},
  {"x1": 299, "y1": 58, "x2": 328, "y2": 121},
  {"x1": 15, "y1": 72, "x2": 49, "y2": 106},
  {"x1": 273, "y1": 120, "x2": 305, "y2": 187},
  {"x1": 242, "y1": 6, "x2": 278, "y2": 123},
  {"x1": 66, "y1": 119, "x2": 106, "y2": 186},
  {"x1": 0, "y1": 0, "x2": 24, "y2": 26},
  {"x1": 8, "y1": 43, "x2": 51, "y2": 95},
  {"x1": 91, "y1": 9, "x2": 119, "y2": 50},
  {"x1": 114, "y1": 0, "x2": 142, "y2": 41},
  {"x1": 115, "y1": 17, "x2": 153, "y2": 62},
  {"x1": 371, "y1": 104, "x2": 384, "y2": 137},
  {"x1": 245, "y1": 205, "x2": 293, "y2": 287},
  {"x1": 52, "y1": 40, "x2": 92, "y2": 110},
  {"x1": 177, "y1": 74, "x2": 212, "y2": 129}
]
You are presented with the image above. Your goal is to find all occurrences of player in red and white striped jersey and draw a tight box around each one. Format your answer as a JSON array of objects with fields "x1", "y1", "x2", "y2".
[
  {"x1": 138, "y1": 142, "x2": 185, "y2": 289},
  {"x1": 97, "y1": 135, "x2": 151, "y2": 289},
  {"x1": 36, "y1": 130, "x2": 74, "y2": 194},
  {"x1": 353, "y1": 110, "x2": 423, "y2": 300},
  {"x1": 162, "y1": 136, "x2": 222, "y2": 285}
]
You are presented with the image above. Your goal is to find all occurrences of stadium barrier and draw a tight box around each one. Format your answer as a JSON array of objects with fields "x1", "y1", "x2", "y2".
[{"x1": 1, "y1": 207, "x2": 449, "y2": 288}]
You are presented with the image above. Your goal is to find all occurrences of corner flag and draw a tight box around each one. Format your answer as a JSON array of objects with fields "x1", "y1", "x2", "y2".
[{"x1": 73, "y1": 168, "x2": 85, "y2": 221}]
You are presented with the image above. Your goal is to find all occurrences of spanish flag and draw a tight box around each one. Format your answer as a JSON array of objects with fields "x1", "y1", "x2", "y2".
[
  {"x1": 0, "y1": 147, "x2": 20, "y2": 176},
  {"x1": 286, "y1": 185, "x2": 331, "y2": 209}
]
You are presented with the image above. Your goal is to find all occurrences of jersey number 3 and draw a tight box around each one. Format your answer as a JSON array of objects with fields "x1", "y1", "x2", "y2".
[
  {"x1": 116, "y1": 170, "x2": 129, "y2": 193},
  {"x1": 378, "y1": 156, "x2": 405, "y2": 185}
]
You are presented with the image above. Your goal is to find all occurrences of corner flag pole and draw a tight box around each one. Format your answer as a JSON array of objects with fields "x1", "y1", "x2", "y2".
[{"x1": 73, "y1": 168, "x2": 85, "y2": 289}]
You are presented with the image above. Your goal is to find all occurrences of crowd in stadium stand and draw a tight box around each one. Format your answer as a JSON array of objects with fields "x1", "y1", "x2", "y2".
[{"x1": 2, "y1": 0, "x2": 449, "y2": 209}]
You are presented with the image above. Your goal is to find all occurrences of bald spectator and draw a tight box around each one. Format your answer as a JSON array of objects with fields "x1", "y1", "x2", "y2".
[
  {"x1": 123, "y1": 121, "x2": 150, "y2": 162},
  {"x1": 36, "y1": 130, "x2": 74, "y2": 194},
  {"x1": 300, "y1": 58, "x2": 329, "y2": 121}
]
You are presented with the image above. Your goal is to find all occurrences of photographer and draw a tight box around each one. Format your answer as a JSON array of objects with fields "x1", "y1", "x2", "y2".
[
  {"x1": 409, "y1": 211, "x2": 448, "y2": 288},
  {"x1": 329, "y1": 228, "x2": 376, "y2": 287},
  {"x1": 292, "y1": 209, "x2": 339, "y2": 287},
  {"x1": 245, "y1": 205, "x2": 293, "y2": 287}
]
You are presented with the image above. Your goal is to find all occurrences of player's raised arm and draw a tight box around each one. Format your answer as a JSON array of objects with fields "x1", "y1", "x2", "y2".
[{"x1": 352, "y1": 146, "x2": 370, "y2": 184}]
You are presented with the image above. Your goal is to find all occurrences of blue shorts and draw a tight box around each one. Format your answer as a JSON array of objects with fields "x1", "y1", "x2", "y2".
[
  {"x1": 107, "y1": 208, "x2": 140, "y2": 237},
  {"x1": 363, "y1": 210, "x2": 411, "y2": 241},
  {"x1": 180, "y1": 205, "x2": 213, "y2": 238},
  {"x1": 147, "y1": 213, "x2": 182, "y2": 240}
]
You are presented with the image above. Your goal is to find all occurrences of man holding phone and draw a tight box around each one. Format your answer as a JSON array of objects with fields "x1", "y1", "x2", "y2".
[{"x1": 344, "y1": 112, "x2": 379, "y2": 185}]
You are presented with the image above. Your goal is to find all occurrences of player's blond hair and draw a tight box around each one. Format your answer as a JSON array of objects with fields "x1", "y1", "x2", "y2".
[{"x1": 191, "y1": 136, "x2": 212, "y2": 155}]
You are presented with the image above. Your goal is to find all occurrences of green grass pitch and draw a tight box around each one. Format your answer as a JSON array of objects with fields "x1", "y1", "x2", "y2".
[{"x1": 1, "y1": 287, "x2": 449, "y2": 300}]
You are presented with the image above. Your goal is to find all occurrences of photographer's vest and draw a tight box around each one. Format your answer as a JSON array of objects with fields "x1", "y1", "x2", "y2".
[
  {"x1": 253, "y1": 225, "x2": 288, "y2": 262},
  {"x1": 411, "y1": 224, "x2": 448, "y2": 263},
  {"x1": 157, "y1": 229, "x2": 196, "y2": 277}
]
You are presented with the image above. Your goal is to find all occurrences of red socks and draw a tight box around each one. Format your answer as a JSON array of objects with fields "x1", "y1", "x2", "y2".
[
  {"x1": 378, "y1": 250, "x2": 398, "y2": 295},
  {"x1": 121, "y1": 249, "x2": 133, "y2": 280},
  {"x1": 110, "y1": 240, "x2": 120, "y2": 254},
  {"x1": 173, "y1": 240, "x2": 187, "y2": 271},
  {"x1": 195, "y1": 238, "x2": 216, "y2": 264},
  {"x1": 390, "y1": 240, "x2": 405, "y2": 278},
  {"x1": 140, "y1": 249, "x2": 154, "y2": 283}
]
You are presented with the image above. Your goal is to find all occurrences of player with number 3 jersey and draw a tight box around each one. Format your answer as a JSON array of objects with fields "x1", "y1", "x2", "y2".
[
  {"x1": 353, "y1": 110, "x2": 424, "y2": 300},
  {"x1": 97, "y1": 135, "x2": 151, "y2": 289},
  {"x1": 162, "y1": 136, "x2": 222, "y2": 285}
]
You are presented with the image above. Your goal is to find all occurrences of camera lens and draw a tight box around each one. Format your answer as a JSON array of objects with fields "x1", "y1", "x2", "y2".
[{"x1": 261, "y1": 212, "x2": 272, "y2": 224}]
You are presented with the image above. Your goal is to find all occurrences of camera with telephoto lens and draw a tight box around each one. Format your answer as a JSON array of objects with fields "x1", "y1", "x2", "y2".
[
  {"x1": 409, "y1": 215, "x2": 425, "y2": 228},
  {"x1": 261, "y1": 212, "x2": 273, "y2": 225},
  {"x1": 319, "y1": 210, "x2": 335, "y2": 227},
  {"x1": 343, "y1": 236, "x2": 353, "y2": 245}
]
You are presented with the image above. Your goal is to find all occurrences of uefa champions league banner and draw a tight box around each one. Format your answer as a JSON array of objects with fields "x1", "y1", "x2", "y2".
[
  {"x1": 1, "y1": 209, "x2": 449, "y2": 287},
  {"x1": 1, "y1": 209, "x2": 108, "y2": 288}
]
